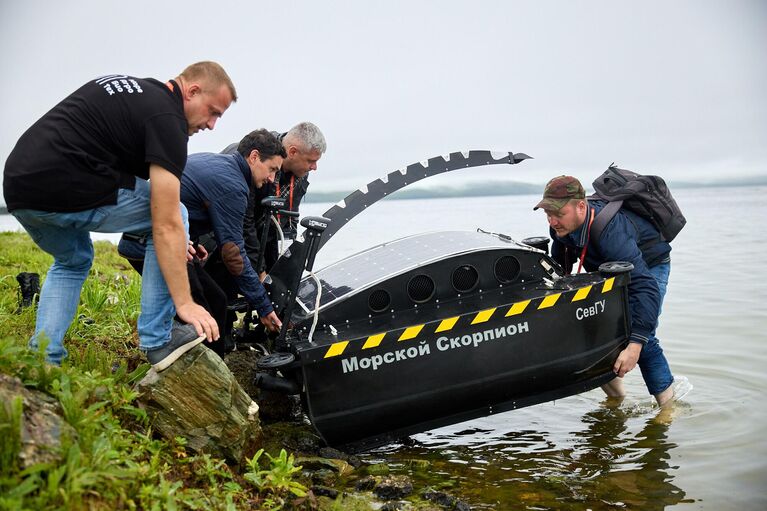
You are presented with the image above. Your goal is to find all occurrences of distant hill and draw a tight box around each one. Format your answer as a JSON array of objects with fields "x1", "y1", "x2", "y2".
[
  {"x1": 304, "y1": 180, "x2": 542, "y2": 203},
  {"x1": 670, "y1": 175, "x2": 767, "y2": 189},
  {"x1": 1, "y1": 176, "x2": 765, "y2": 211}
]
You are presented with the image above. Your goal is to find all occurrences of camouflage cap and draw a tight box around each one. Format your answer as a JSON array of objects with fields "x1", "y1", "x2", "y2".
[{"x1": 533, "y1": 175, "x2": 586, "y2": 211}]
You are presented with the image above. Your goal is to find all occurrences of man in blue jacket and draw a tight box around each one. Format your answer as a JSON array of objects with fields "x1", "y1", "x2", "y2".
[
  {"x1": 534, "y1": 176, "x2": 690, "y2": 406},
  {"x1": 181, "y1": 129, "x2": 285, "y2": 338},
  {"x1": 119, "y1": 129, "x2": 285, "y2": 350}
]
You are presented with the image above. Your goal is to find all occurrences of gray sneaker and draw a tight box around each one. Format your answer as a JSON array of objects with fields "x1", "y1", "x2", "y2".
[{"x1": 146, "y1": 323, "x2": 206, "y2": 371}]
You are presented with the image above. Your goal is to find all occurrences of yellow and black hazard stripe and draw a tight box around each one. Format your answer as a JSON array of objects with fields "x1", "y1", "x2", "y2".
[{"x1": 322, "y1": 277, "x2": 617, "y2": 359}]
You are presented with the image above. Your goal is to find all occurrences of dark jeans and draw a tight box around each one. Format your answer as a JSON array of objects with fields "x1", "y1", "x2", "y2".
[
  {"x1": 637, "y1": 262, "x2": 674, "y2": 395},
  {"x1": 187, "y1": 261, "x2": 232, "y2": 356}
]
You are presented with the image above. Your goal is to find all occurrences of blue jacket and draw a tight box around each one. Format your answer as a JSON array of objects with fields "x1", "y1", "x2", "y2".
[
  {"x1": 181, "y1": 152, "x2": 273, "y2": 316},
  {"x1": 550, "y1": 199, "x2": 671, "y2": 345}
]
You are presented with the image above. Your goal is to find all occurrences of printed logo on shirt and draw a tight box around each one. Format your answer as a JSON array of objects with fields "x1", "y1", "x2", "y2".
[{"x1": 94, "y1": 75, "x2": 144, "y2": 96}]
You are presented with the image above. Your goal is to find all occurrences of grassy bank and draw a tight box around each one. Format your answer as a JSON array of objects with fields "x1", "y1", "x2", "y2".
[{"x1": 0, "y1": 232, "x2": 346, "y2": 511}]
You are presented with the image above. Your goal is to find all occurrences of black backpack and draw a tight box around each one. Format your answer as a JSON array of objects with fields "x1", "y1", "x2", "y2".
[{"x1": 590, "y1": 164, "x2": 686, "y2": 243}]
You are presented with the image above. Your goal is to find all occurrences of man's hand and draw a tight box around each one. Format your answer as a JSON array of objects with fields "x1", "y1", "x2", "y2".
[
  {"x1": 187, "y1": 241, "x2": 208, "y2": 262},
  {"x1": 176, "y1": 302, "x2": 220, "y2": 341},
  {"x1": 260, "y1": 311, "x2": 282, "y2": 333},
  {"x1": 613, "y1": 342, "x2": 642, "y2": 377}
]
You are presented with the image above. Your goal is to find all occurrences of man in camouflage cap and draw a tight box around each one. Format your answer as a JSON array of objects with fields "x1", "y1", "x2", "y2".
[
  {"x1": 535, "y1": 175, "x2": 690, "y2": 406},
  {"x1": 535, "y1": 175, "x2": 586, "y2": 208},
  {"x1": 534, "y1": 176, "x2": 587, "y2": 238}
]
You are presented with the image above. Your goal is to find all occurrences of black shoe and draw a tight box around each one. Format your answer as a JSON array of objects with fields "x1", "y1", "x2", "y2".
[
  {"x1": 16, "y1": 272, "x2": 40, "y2": 312},
  {"x1": 146, "y1": 323, "x2": 206, "y2": 371}
]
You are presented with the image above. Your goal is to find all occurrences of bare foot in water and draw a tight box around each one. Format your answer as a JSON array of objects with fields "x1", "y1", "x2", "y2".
[
  {"x1": 655, "y1": 376, "x2": 693, "y2": 407},
  {"x1": 601, "y1": 376, "x2": 626, "y2": 398}
]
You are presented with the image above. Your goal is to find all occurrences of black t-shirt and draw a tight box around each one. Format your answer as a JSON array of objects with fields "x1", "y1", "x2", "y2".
[{"x1": 3, "y1": 75, "x2": 188, "y2": 212}]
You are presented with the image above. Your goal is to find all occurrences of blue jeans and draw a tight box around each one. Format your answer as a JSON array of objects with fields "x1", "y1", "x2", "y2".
[
  {"x1": 12, "y1": 179, "x2": 186, "y2": 364},
  {"x1": 637, "y1": 262, "x2": 674, "y2": 395}
]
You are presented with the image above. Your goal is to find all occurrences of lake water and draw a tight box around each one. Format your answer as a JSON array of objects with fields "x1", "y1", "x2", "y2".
[{"x1": 2, "y1": 186, "x2": 766, "y2": 509}]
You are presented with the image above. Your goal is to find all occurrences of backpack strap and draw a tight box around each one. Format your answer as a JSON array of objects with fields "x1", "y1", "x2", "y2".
[{"x1": 590, "y1": 199, "x2": 623, "y2": 245}]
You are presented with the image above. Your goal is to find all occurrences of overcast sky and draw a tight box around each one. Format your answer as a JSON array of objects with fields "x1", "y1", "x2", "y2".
[{"x1": 1, "y1": 0, "x2": 765, "y2": 202}]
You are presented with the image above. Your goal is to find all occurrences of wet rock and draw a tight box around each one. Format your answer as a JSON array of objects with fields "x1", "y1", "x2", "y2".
[
  {"x1": 0, "y1": 373, "x2": 77, "y2": 469},
  {"x1": 262, "y1": 422, "x2": 321, "y2": 454},
  {"x1": 294, "y1": 432, "x2": 322, "y2": 452},
  {"x1": 318, "y1": 446, "x2": 363, "y2": 468},
  {"x1": 422, "y1": 489, "x2": 471, "y2": 511},
  {"x1": 311, "y1": 485, "x2": 339, "y2": 499},
  {"x1": 381, "y1": 502, "x2": 409, "y2": 511},
  {"x1": 373, "y1": 475, "x2": 414, "y2": 500},
  {"x1": 366, "y1": 462, "x2": 390, "y2": 476},
  {"x1": 136, "y1": 343, "x2": 261, "y2": 464},
  {"x1": 310, "y1": 468, "x2": 338, "y2": 486},
  {"x1": 355, "y1": 475, "x2": 377, "y2": 491},
  {"x1": 296, "y1": 456, "x2": 354, "y2": 476}
]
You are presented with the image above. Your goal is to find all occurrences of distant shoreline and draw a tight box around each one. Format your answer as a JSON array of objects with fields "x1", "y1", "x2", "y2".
[
  {"x1": 1, "y1": 177, "x2": 765, "y2": 211},
  {"x1": 300, "y1": 177, "x2": 767, "y2": 203}
]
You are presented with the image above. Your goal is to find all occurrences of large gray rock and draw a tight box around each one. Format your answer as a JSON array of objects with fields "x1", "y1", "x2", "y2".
[
  {"x1": 136, "y1": 343, "x2": 262, "y2": 463},
  {"x1": 0, "y1": 373, "x2": 77, "y2": 469}
]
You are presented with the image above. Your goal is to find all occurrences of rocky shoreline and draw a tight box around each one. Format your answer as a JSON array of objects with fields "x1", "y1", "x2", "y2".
[
  {"x1": 1, "y1": 340, "x2": 472, "y2": 510},
  {"x1": 224, "y1": 346, "x2": 473, "y2": 510}
]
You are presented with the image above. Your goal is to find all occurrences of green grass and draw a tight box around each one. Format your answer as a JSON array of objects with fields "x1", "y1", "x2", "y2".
[
  {"x1": 0, "y1": 232, "x2": 328, "y2": 511},
  {"x1": 0, "y1": 232, "x2": 141, "y2": 369}
]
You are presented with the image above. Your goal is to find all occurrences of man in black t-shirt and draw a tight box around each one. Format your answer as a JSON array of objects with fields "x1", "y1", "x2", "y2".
[{"x1": 3, "y1": 61, "x2": 236, "y2": 370}]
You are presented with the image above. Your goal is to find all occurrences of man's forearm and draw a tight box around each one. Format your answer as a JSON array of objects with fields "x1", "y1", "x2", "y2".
[
  {"x1": 153, "y1": 216, "x2": 194, "y2": 309},
  {"x1": 147, "y1": 163, "x2": 219, "y2": 341}
]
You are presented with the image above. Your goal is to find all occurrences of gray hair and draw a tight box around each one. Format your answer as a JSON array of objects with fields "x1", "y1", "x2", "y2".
[{"x1": 284, "y1": 121, "x2": 327, "y2": 154}]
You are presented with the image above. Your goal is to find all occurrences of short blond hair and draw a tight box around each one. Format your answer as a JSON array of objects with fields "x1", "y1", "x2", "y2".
[{"x1": 178, "y1": 61, "x2": 237, "y2": 102}]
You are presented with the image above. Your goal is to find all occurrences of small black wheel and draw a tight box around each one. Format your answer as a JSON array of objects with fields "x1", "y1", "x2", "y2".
[
  {"x1": 257, "y1": 352, "x2": 296, "y2": 370},
  {"x1": 599, "y1": 261, "x2": 634, "y2": 275}
]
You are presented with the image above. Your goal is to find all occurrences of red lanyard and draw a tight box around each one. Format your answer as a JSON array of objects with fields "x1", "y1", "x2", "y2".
[
  {"x1": 576, "y1": 207, "x2": 595, "y2": 274},
  {"x1": 275, "y1": 175, "x2": 294, "y2": 223}
]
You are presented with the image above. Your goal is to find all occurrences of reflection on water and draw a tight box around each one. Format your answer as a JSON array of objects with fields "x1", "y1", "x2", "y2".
[
  {"x1": 365, "y1": 399, "x2": 690, "y2": 510},
  {"x1": 567, "y1": 402, "x2": 686, "y2": 510}
]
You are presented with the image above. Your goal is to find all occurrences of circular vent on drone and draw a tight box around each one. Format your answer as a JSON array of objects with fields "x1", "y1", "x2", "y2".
[
  {"x1": 452, "y1": 265, "x2": 479, "y2": 293},
  {"x1": 368, "y1": 289, "x2": 391, "y2": 313},
  {"x1": 494, "y1": 256, "x2": 521, "y2": 284},
  {"x1": 407, "y1": 274, "x2": 435, "y2": 303}
]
